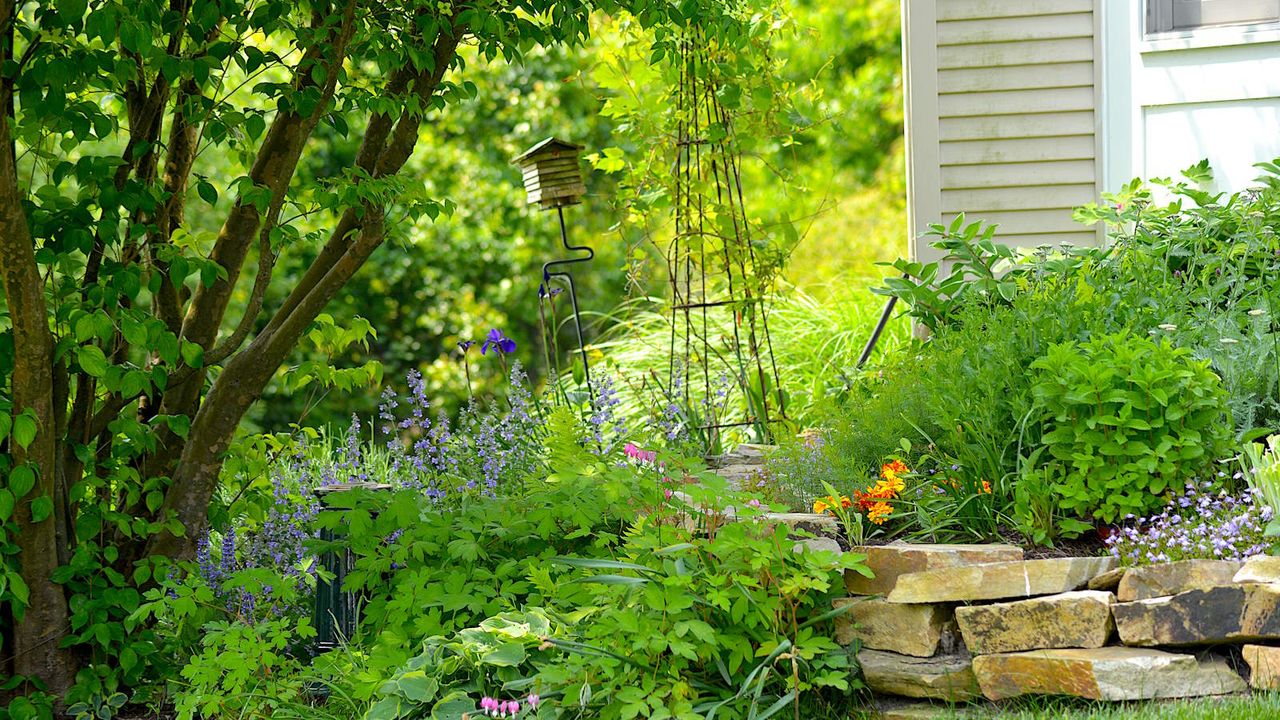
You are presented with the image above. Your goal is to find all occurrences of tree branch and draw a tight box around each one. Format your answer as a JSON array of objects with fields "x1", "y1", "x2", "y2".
[{"x1": 147, "y1": 18, "x2": 468, "y2": 562}]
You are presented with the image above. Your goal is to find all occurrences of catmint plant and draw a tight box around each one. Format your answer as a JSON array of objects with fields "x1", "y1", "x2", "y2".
[{"x1": 1105, "y1": 481, "x2": 1274, "y2": 566}]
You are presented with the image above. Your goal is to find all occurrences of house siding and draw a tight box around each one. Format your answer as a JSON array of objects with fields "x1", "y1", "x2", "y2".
[
  {"x1": 1101, "y1": 4, "x2": 1280, "y2": 195},
  {"x1": 905, "y1": 0, "x2": 1102, "y2": 262}
]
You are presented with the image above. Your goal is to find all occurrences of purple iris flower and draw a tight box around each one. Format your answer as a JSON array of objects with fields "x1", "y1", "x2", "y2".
[
  {"x1": 481, "y1": 329, "x2": 516, "y2": 355},
  {"x1": 458, "y1": 339, "x2": 475, "y2": 352}
]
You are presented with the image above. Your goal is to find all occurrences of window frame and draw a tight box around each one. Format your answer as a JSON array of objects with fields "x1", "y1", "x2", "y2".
[{"x1": 1145, "y1": 0, "x2": 1280, "y2": 37}]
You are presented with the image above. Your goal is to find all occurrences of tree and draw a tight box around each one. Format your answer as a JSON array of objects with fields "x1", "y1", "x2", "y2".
[{"x1": 0, "y1": 0, "x2": 758, "y2": 703}]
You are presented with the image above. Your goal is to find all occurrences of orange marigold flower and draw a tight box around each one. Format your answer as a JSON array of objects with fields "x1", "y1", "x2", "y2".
[
  {"x1": 881, "y1": 459, "x2": 909, "y2": 479},
  {"x1": 867, "y1": 501, "x2": 894, "y2": 525},
  {"x1": 981, "y1": 480, "x2": 992, "y2": 494},
  {"x1": 840, "y1": 495, "x2": 853, "y2": 509}
]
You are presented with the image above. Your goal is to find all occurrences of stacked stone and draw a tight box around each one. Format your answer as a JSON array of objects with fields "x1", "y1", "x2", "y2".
[{"x1": 836, "y1": 544, "x2": 1258, "y2": 712}]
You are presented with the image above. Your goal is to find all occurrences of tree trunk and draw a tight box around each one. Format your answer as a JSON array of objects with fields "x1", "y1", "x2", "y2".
[{"x1": 0, "y1": 79, "x2": 78, "y2": 699}]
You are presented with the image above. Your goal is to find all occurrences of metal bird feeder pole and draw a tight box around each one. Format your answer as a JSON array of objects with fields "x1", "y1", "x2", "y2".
[{"x1": 514, "y1": 138, "x2": 596, "y2": 402}]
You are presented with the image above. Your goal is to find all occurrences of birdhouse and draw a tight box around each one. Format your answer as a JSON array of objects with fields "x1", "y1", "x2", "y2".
[{"x1": 513, "y1": 137, "x2": 587, "y2": 210}]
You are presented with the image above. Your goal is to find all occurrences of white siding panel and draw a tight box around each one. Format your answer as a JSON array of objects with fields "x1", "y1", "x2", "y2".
[
  {"x1": 941, "y1": 136, "x2": 1096, "y2": 165},
  {"x1": 941, "y1": 160, "x2": 1096, "y2": 189},
  {"x1": 907, "y1": 0, "x2": 1102, "y2": 261},
  {"x1": 937, "y1": 13, "x2": 1094, "y2": 45},
  {"x1": 940, "y1": 111, "x2": 1096, "y2": 141},
  {"x1": 1145, "y1": 99, "x2": 1280, "y2": 191},
  {"x1": 937, "y1": 0, "x2": 1093, "y2": 21},
  {"x1": 939, "y1": 62, "x2": 1094, "y2": 93},
  {"x1": 942, "y1": 209, "x2": 1086, "y2": 235},
  {"x1": 938, "y1": 37, "x2": 1094, "y2": 68},
  {"x1": 942, "y1": 184, "x2": 1099, "y2": 213},
  {"x1": 988, "y1": 231, "x2": 1098, "y2": 248},
  {"x1": 939, "y1": 87, "x2": 1095, "y2": 118}
]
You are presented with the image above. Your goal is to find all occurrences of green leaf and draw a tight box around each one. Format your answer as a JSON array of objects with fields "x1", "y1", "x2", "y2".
[
  {"x1": 30, "y1": 496, "x2": 53, "y2": 523},
  {"x1": 430, "y1": 692, "x2": 476, "y2": 720},
  {"x1": 12, "y1": 412, "x2": 36, "y2": 449},
  {"x1": 0, "y1": 489, "x2": 14, "y2": 521},
  {"x1": 7, "y1": 572, "x2": 29, "y2": 606},
  {"x1": 196, "y1": 180, "x2": 218, "y2": 205},
  {"x1": 180, "y1": 341, "x2": 204, "y2": 368},
  {"x1": 9, "y1": 465, "x2": 35, "y2": 498},
  {"x1": 395, "y1": 671, "x2": 438, "y2": 703},
  {"x1": 78, "y1": 345, "x2": 109, "y2": 377},
  {"x1": 479, "y1": 641, "x2": 526, "y2": 667},
  {"x1": 365, "y1": 696, "x2": 402, "y2": 720}
]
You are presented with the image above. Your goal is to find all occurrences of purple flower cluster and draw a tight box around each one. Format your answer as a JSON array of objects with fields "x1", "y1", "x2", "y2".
[
  {"x1": 588, "y1": 374, "x2": 626, "y2": 454},
  {"x1": 1105, "y1": 481, "x2": 1275, "y2": 566},
  {"x1": 379, "y1": 362, "x2": 543, "y2": 499},
  {"x1": 197, "y1": 451, "x2": 322, "y2": 618}
]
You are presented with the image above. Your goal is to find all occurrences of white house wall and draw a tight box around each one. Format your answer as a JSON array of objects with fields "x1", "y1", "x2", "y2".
[
  {"x1": 904, "y1": 0, "x2": 1104, "y2": 263},
  {"x1": 1101, "y1": 2, "x2": 1280, "y2": 195}
]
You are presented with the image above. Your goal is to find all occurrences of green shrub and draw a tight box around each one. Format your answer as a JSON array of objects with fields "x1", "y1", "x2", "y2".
[{"x1": 1030, "y1": 333, "x2": 1232, "y2": 523}]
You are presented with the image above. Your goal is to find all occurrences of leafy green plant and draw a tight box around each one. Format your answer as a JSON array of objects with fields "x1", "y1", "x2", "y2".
[
  {"x1": 1240, "y1": 435, "x2": 1280, "y2": 536},
  {"x1": 1010, "y1": 449, "x2": 1093, "y2": 547},
  {"x1": 66, "y1": 692, "x2": 127, "y2": 720},
  {"x1": 1030, "y1": 333, "x2": 1232, "y2": 523},
  {"x1": 355, "y1": 473, "x2": 868, "y2": 720}
]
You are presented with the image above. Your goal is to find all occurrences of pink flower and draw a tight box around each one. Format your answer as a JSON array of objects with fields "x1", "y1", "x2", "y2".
[
  {"x1": 510, "y1": 701, "x2": 520, "y2": 714},
  {"x1": 624, "y1": 442, "x2": 657, "y2": 463},
  {"x1": 528, "y1": 693, "x2": 540, "y2": 708},
  {"x1": 664, "y1": 487, "x2": 673, "y2": 500},
  {"x1": 746, "y1": 499, "x2": 761, "y2": 509}
]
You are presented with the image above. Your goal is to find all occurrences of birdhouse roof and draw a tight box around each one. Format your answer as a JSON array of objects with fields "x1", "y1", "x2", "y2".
[{"x1": 513, "y1": 137, "x2": 583, "y2": 164}]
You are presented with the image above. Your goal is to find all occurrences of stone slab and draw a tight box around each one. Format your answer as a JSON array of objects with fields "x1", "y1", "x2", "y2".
[
  {"x1": 794, "y1": 537, "x2": 842, "y2": 555},
  {"x1": 955, "y1": 590, "x2": 1114, "y2": 655},
  {"x1": 763, "y1": 512, "x2": 838, "y2": 534},
  {"x1": 1116, "y1": 560, "x2": 1243, "y2": 601},
  {"x1": 859, "y1": 649, "x2": 982, "y2": 702},
  {"x1": 1088, "y1": 567, "x2": 1126, "y2": 592},
  {"x1": 835, "y1": 598, "x2": 953, "y2": 657},
  {"x1": 972, "y1": 647, "x2": 1245, "y2": 701},
  {"x1": 845, "y1": 543, "x2": 1024, "y2": 596},
  {"x1": 1113, "y1": 583, "x2": 1280, "y2": 646},
  {"x1": 1234, "y1": 555, "x2": 1280, "y2": 584},
  {"x1": 886, "y1": 557, "x2": 1117, "y2": 604},
  {"x1": 1243, "y1": 644, "x2": 1280, "y2": 690}
]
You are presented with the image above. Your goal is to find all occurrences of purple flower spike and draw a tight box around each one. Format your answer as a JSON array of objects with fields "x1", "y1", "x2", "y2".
[{"x1": 481, "y1": 329, "x2": 516, "y2": 355}]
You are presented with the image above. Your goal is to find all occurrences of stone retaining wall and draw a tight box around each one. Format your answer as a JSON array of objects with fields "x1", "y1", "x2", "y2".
[{"x1": 834, "y1": 543, "x2": 1280, "y2": 716}]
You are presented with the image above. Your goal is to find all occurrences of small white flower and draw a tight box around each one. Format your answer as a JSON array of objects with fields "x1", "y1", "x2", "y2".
[
  {"x1": 1221, "y1": 338, "x2": 1240, "y2": 344},
  {"x1": 1250, "y1": 309, "x2": 1267, "y2": 316},
  {"x1": 1157, "y1": 324, "x2": 1178, "y2": 331}
]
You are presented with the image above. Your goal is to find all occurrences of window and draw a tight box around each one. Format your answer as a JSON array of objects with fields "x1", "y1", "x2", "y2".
[{"x1": 1147, "y1": 0, "x2": 1280, "y2": 34}]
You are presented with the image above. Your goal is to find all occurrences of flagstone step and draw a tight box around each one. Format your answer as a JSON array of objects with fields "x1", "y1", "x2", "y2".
[
  {"x1": 885, "y1": 557, "x2": 1116, "y2": 604},
  {"x1": 972, "y1": 647, "x2": 1245, "y2": 701},
  {"x1": 955, "y1": 590, "x2": 1114, "y2": 655},
  {"x1": 845, "y1": 543, "x2": 1024, "y2": 596}
]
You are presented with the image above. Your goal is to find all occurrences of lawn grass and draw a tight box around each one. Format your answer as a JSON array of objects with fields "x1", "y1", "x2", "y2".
[{"x1": 858, "y1": 694, "x2": 1280, "y2": 719}]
